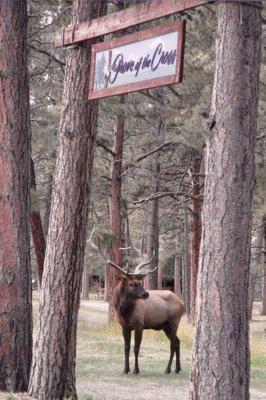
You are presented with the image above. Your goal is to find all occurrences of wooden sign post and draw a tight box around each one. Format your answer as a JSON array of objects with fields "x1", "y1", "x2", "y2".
[
  {"x1": 88, "y1": 21, "x2": 185, "y2": 100},
  {"x1": 55, "y1": 0, "x2": 208, "y2": 48}
]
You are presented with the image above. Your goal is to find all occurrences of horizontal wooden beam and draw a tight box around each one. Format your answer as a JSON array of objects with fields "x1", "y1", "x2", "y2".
[{"x1": 55, "y1": 0, "x2": 208, "y2": 48}]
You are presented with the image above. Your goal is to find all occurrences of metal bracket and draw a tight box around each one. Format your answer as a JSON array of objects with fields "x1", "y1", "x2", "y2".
[{"x1": 71, "y1": 24, "x2": 76, "y2": 43}]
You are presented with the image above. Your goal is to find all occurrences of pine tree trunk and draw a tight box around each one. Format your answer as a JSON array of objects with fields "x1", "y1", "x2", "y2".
[
  {"x1": 108, "y1": 109, "x2": 124, "y2": 320},
  {"x1": 261, "y1": 217, "x2": 266, "y2": 315},
  {"x1": 30, "y1": 158, "x2": 46, "y2": 285},
  {"x1": 28, "y1": 2, "x2": 106, "y2": 399},
  {"x1": 190, "y1": 156, "x2": 202, "y2": 323},
  {"x1": 0, "y1": 0, "x2": 32, "y2": 391},
  {"x1": 189, "y1": 4, "x2": 262, "y2": 400},
  {"x1": 174, "y1": 228, "x2": 182, "y2": 298},
  {"x1": 145, "y1": 163, "x2": 160, "y2": 290}
]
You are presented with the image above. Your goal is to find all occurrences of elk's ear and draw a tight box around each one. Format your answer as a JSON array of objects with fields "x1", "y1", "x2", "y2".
[{"x1": 118, "y1": 275, "x2": 127, "y2": 282}]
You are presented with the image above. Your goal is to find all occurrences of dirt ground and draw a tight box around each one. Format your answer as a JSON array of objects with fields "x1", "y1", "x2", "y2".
[{"x1": 0, "y1": 299, "x2": 265, "y2": 400}]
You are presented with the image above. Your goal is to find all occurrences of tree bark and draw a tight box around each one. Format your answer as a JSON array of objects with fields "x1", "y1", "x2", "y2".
[
  {"x1": 261, "y1": 217, "x2": 266, "y2": 315},
  {"x1": 0, "y1": 0, "x2": 32, "y2": 391},
  {"x1": 28, "y1": 2, "x2": 106, "y2": 399},
  {"x1": 108, "y1": 109, "x2": 124, "y2": 320},
  {"x1": 30, "y1": 158, "x2": 46, "y2": 285},
  {"x1": 189, "y1": 4, "x2": 262, "y2": 400},
  {"x1": 190, "y1": 156, "x2": 202, "y2": 323},
  {"x1": 145, "y1": 163, "x2": 160, "y2": 290}
]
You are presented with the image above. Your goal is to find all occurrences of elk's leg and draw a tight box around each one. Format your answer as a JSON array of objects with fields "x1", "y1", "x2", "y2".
[
  {"x1": 175, "y1": 336, "x2": 181, "y2": 373},
  {"x1": 163, "y1": 327, "x2": 176, "y2": 374},
  {"x1": 122, "y1": 327, "x2": 131, "y2": 374},
  {"x1": 133, "y1": 328, "x2": 143, "y2": 374}
]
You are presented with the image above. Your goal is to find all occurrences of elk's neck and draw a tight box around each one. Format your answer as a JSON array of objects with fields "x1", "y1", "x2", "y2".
[{"x1": 113, "y1": 286, "x2": 134, "y2": 318}]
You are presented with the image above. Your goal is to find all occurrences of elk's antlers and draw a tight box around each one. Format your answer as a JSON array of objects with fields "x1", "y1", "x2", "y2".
[{"x1": 87, "y1": 227, "x2": 157, "y2": 277}]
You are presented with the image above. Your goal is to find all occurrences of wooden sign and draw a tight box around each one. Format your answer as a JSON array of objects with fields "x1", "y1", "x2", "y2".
[{"x1": 88, "y1": 21, "x2": 185, "y2": 100}]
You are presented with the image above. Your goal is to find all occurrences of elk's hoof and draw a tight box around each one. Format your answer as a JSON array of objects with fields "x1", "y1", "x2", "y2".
[
  {"x1": 133, "y1": 368, "x2": 140, "y2": 375},
  {"x1": 175, "y1": 367, "x2": 181, "y2": 374},
  {"x1": 123, "y1": 368, "x2": 130, "y2": 374},
  {"x1": 164, "y1": 368, "x2": 171, "y2": 374}
]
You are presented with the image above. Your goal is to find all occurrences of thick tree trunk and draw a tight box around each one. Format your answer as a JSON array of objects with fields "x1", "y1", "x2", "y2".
[
  {"x1": 28, "y1": 2, "x2": 106, "y2": 400},
  {"x1": 190, "y1": 156, "x2": 202, "y2": 323},
  {"x1": 0, "y1": 0, "x2": 32, "y2": 391},
  {"x1": 174, "y1": 228, "x2": 182, "y2": 298},
  {"x1": 145, "y1": 163, "x2": 160, "y2": 290},
  {"x1": 189, "y1": 4, "x2": 261, "y2": 400},
  {"x1": 108, "y1": 109, "x2": 124, "y2": 320},
  {"x1": 30, "y1": 158, "x2": 46, "y2": 285},
  {"x1": 261, "y1": 217, "x2": 266, "y2": 315}
]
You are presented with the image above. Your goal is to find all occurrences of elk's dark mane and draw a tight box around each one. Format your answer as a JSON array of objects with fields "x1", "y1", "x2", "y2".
[{"x1": 113, "y1": 282, "x2": 135, "y2": 322}]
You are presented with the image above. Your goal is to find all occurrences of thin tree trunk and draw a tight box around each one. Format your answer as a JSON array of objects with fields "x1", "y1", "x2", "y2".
[
  {"x1": 28, "y1": 2, "x2": 106, "y2": 399},
  {"x1": 30, "y1": 158, "x2": 46, "y2": 285},
  {"x1": 189, "y1": 4, "x2": 261, "y2": 400},
  {"x1": 145, "y1": 163, "x2": 160, "y2": 290},
  {"x1": 174, "y1": 228, "x2": 182, "y2": 298},
  {"x1": 248, "y1": 272, "x2": 257, "y2": 320},
  {"x1": 146, "y1": 88, "x2": 164, "y2": 290},
  {"x1": 104, "y1": 266, "x2": 109, "y2": 302},
  {"x1": 158, "y1": 263, "x2": 163, "y2": 290},
  {"x1": 81, "y1": 268, "x2": 89, "y2": 300},
  {"x1": 190, "y1": 156, "x2": 202, "y2": 323},
  {"x1": 0, "y1": 0, "x2": 32, "y2": 391},
  {"x1": 261, "y1": 217, "x2": 266, "y2": 315},
  {"x1": 249, "y1": 220, "x2": 263, "y2": 319},
  {"x1": 43, "y1": 171, "x2": 53, "y2": 237},
  {"x1": 108, "y1": 109, "x2": 124, "y2": 320},
  {"x1": 182, "y1": 202, "x2": 190, "y2": 319}
]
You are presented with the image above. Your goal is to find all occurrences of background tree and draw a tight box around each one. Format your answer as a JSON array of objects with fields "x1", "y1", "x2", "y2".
[{"x1": 0, "y1": 0, "x2": 32, "y2": 391}]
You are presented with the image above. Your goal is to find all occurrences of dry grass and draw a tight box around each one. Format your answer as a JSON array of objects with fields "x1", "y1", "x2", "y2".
[{"x1": 0, "y1": 299, "x2": 265, "y2": 400}]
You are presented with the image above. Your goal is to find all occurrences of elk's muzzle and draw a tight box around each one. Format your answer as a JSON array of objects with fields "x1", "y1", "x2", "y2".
[{"x1": 141, "y1": 291, "x2": 149, "y2": 300}]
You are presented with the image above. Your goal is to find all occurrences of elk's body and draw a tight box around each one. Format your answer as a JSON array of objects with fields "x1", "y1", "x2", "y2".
[{"x1": 113, "y1": 277, "x2": 184, "y2": 374}]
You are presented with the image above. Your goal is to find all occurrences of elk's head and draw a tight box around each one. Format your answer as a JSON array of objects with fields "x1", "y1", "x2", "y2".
[{"x1": 119, "y1": 275, "x2": 149, "y2": 300}]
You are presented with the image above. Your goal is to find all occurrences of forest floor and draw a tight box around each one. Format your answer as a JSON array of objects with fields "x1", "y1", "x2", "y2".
[{"x1": 0, "y1": 297, "x2": 265, "y2": 400}]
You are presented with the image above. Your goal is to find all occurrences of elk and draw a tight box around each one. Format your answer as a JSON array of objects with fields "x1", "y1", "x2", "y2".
[
  {"x1": 109, "y1": 258, "x2": 184, "y2": 374},
  {"x1": 87, "y1": 228, "x2": 184, "y2": 374}
]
